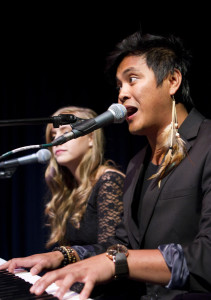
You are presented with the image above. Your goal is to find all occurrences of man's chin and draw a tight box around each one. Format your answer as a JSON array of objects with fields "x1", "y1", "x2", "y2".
[{"x1": 128, "y1": 126, "x2": 141, "y2": 136}]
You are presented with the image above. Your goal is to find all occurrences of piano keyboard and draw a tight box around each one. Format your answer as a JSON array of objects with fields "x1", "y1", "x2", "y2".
[{"x1": 0, "y1": 258, "x2": 93, "y2": 300}]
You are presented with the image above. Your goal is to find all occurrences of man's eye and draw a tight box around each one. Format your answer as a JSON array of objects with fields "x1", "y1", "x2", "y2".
[{"x1": 129, "y1": 77, "x2": 137, "y2": 83}]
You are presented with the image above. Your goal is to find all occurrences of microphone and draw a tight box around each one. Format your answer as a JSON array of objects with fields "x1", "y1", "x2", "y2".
[
  {"x1": 51, "y1": 103, "x2": 127, "y2": 146},
  {"x1": 0, "y1": 149, "x2": 51, "y2": 169}
]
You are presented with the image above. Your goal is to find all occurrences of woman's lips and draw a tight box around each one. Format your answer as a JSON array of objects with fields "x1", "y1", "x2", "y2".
[{"x1": 55, "y1": 149, "x2": 66, "y2": 156}]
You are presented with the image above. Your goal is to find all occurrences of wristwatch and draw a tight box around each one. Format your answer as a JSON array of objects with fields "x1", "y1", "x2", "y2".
[{"x1": 106, "y1": 244, "x2": 129, "y2": 279}]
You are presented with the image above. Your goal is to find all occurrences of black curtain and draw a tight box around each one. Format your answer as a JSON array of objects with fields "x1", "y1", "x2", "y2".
[{"x1": 0, "y1": 4, "x2": 210, "y2": 260}]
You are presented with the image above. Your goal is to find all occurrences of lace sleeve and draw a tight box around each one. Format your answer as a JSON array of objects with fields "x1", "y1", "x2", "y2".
[{"x1": 96, "y1": 171, "x2": 124, "y2": 243}]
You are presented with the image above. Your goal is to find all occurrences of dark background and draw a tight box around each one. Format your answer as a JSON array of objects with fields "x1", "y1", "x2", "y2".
[{"x1": 0, "y1": 3, "x2": 210, "y2": 260}]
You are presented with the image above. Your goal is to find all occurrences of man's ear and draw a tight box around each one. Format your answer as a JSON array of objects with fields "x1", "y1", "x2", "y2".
[{"x1": 168, "y1": 69, "x2": 182, "y2": 95}]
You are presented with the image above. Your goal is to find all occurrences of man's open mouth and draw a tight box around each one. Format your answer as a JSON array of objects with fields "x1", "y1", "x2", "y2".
[{"x1": 126, "y1": 106, "x2": 138, "y2": 117}]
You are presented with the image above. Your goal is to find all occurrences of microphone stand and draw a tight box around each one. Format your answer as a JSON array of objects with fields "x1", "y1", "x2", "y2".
[{"x1": 0, "y1": 114, "x2": 81, "y2": 128}]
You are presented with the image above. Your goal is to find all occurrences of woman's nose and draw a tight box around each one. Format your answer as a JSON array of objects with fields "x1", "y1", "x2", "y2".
[{"x1": 53, "y1": 130, "x2": 62, "y2": 140}]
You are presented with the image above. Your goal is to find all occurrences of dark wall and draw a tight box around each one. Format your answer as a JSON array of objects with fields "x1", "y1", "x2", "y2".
[{"x1": 0, "y1": 4, "x2": 210, "y2": 260}]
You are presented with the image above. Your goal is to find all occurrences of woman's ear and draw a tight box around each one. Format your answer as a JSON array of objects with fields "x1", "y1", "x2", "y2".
[
  {"x1": 88, "y1": 134, "x2": 93, "y2": 147},
  {"x1": 169, "y1": 69, "x2": 182, "y2": 96}
]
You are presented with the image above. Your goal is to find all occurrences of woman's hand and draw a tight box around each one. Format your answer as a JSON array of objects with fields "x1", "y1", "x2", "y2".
[
  {"x1": 30, "y1": 253, "x2": 115, "y2": 300},
  {"x1": 0, "y1": 251, "x2": 64, "y2": 275}
]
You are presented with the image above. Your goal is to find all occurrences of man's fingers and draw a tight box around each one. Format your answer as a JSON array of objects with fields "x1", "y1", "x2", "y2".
[
  {"x1": 30, "y1": 263, "x2": 43, "y2": 275},
  {"x1": 7, "y1": 260, "x2": 26, "y2": 273},
  {"x1": 79, "y1": 280, "x2": 95, "y2": 300},
  {"x1": 30, "y1": 269, "x2": 63, "y2": 295},
  {"x1": 0, "y1": 261, "x2": 10, "y2": 270},
  {"x1": 4, "y1": 258, "x2": 34, "y2": 273},
  {"x1": 0, "y1": 260, "x2": 18, "y2": 273},
  {"x1": 55, "y1": 275, "x2": 94, "y2": 300},
  {"x1": 55, "y1": 272, "x2": 77, "y2": 299}
]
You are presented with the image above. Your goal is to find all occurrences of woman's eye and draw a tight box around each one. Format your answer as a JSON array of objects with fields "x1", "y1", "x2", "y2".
[
  {"x1": 64, "y1": 130, "x2": 71, "y2": 135},
  {"x1": 51, "y1": 130, "x2": 70, "y2": 141}
]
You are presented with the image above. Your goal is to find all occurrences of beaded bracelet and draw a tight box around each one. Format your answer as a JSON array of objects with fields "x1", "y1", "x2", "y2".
[
  {"x1": 65, "y1": 246, "x2": 77, "y2": 264},
  {"x1": 52, "y1": 246, "x2": 77, "y2": 267}
]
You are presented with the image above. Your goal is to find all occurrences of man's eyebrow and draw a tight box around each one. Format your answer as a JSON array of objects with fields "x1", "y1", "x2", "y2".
[
  {"x1": 116, "y1": 67, "x2": 138, "y2": 81},
  {"x1": 122, "y1": 67, "x2": 137, "y2": 74}
]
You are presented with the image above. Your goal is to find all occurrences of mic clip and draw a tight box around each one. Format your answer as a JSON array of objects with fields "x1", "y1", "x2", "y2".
[
  {"x1": 52, "y1": 114, "x2": 80, "y2": 127},
  {"x1": 52, "y1": 116, "x2": 88, "y2": 128}
]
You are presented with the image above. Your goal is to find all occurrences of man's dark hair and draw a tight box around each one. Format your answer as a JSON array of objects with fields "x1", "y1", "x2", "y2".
[{"x1": 106, "y1": 31, "x2": 193, "y2": 109}]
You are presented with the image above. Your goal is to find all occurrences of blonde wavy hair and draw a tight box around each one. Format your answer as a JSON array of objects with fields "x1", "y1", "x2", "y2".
[{"x1": 45, "y1": 106, "x2": 114, "y2": 247}]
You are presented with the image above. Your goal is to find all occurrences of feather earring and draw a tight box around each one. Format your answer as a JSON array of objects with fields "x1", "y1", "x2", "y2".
[{"x1": 150, "y1": 96, "x2": 187, "y2": 187}]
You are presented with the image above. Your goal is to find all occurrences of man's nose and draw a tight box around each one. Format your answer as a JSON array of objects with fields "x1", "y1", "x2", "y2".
[{"x1": 118, "y1": 86, "x2": 130, "y2": 104}]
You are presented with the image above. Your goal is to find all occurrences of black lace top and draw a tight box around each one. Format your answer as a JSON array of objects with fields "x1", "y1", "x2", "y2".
[{"x1": 64, "y1": 171, "x2": 125, "y2": 245}]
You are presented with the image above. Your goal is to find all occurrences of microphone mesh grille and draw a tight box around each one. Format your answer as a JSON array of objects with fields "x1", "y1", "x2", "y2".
[
  {"x1": 108, "y1": 104, "x2": 127, "y2": 123},
  {"x1": 37, "y1": 149, "x2": 51, "y2": 163}
]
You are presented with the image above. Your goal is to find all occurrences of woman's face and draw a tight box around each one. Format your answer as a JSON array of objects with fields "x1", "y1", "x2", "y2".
[{"x1": 51, "y1": 124, "x2": 93, "y2": 171}]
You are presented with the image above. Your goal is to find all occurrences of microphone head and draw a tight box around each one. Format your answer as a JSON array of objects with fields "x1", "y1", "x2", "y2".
[
  {"x1": 37, "y1": 149, "x2": 51, "y2": 164},
  {"x1": 108, "y1": 104, "x2": 127, "y2": 123}
]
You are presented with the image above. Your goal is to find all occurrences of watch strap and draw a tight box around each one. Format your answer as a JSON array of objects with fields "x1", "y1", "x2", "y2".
[{"x1": 114, "y1": 252, "x2": 129, "y2": 279}]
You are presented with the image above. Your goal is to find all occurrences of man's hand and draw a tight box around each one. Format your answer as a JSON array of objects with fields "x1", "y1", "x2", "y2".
[{"x1": 30, "y1": 253, "x2": 115, "y2": 300}]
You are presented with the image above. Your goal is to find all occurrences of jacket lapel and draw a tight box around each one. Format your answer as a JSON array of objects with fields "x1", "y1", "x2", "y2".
[{"x1": 124, "y1": 145, "x2": 147, "y2": 248}]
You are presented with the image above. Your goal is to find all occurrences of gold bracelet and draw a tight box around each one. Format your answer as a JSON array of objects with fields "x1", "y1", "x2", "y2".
[{"x1": 66, "y1": 246, "x2": 77, "y2": 264}]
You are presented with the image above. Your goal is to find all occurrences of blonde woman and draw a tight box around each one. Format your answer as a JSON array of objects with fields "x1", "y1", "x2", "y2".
[{"x1": 1, "y1": 106, "x2": 125, "y2": 274}]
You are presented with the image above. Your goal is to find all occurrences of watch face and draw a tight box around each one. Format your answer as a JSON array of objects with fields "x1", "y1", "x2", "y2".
[{"x1": 106, "y1": 244, "x2": 128, "y2": 259}]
